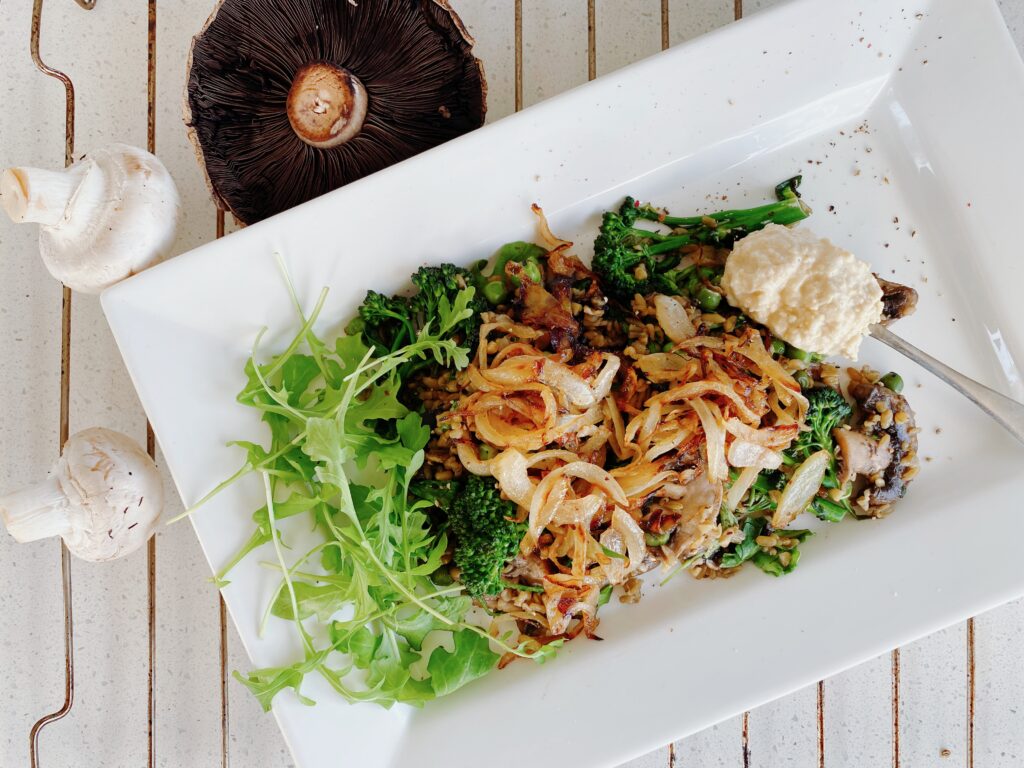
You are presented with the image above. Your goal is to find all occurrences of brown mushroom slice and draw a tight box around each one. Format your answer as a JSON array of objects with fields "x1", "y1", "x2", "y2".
[
  {"x1": 660, "y1": 471, "x2": 723, "y2": 560},
  {"x1": 875, "y1": 275, "x2": 919, "y2": 324},
  {"x1": 185, "y1": 0, "x2": 486, "y2": 224},
  {"x1": 833, "y1": 428, "x2": 893, "y2": 486},
  {"x1": 848, "y1": 381, "x2": 920, "y2": 514}
]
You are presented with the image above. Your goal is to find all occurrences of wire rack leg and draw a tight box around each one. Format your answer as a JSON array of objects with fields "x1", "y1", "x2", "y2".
[{"x1": 26, "y1": 0, "x2": 96, "y2": 765}]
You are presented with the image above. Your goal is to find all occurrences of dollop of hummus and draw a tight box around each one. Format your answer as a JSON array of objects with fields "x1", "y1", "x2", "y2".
[{"x1": 721, "y1": 224, "x2": 882, "y2": 359}]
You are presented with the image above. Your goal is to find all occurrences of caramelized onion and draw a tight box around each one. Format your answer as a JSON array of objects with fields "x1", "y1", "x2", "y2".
[
  {"x1": 692, "y1": 398, "x2": 727, "y2": 482},
  {"x1": 772, "y1": 449, "x2": 829, "y2": 529},
  {"x1": 653, "y1": 294, "x2": 697, "y2": 343},
  {"x1": 724, "y1": 465, "x2": 760, "y2": 512}
]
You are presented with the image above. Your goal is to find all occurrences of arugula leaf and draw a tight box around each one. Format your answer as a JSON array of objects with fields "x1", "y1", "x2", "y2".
[
  {"x1": 196, "y1": 279, "x2": 557, "y2": 713},
  {"x1": 427, "y1": 629, "x2": 499, "y2": 697},
  {"x1": 720, "y1": 517, "x2": 766, "y2": 569}
]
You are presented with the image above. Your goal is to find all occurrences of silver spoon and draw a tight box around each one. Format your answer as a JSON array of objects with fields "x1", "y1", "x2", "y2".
[{"x1": 869, "y1": 324, "x2": 1024, "y2": 444}]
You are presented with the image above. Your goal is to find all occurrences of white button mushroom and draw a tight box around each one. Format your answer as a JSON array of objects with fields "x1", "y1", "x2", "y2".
[
  {"x1": 0, "y1": 143, "x2": 180, "y2": 293},
  {"x1": 0, "y1": 427, "x2": 164, "y2": 562}
]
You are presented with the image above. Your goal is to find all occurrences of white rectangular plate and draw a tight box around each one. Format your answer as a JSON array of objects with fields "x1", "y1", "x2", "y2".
[{"x1": 103, "y1": 1, "x2": 1024, "y2": 766}]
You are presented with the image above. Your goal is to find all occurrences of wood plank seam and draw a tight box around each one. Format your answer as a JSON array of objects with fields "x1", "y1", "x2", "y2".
[{"x1": 146, "y1": 2, "x2": 158, "y2": 764}]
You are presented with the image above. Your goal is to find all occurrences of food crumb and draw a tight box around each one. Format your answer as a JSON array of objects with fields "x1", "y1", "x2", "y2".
[
  {"x1": 911, "y1": 229, "x2": 917, "y2": 237},
  {"x1": 935, "y1": 427, "x2": 943, "y2": 434},
  {"x1": 940, "y1": 748, "x2": 951, "y2": 758},
  {"x1": 925, "y1": 456, "x2": 934, "y2": 463}
]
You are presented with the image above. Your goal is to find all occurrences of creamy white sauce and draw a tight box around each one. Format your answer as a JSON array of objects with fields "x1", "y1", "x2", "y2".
[{"x1": 721, "y1": 224, "x2": 883, "y2": 359}]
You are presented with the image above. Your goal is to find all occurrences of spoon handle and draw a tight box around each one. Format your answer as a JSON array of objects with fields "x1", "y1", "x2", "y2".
[{"x1": 869, "y1": 324, "x2": 1024, "y2": 445}]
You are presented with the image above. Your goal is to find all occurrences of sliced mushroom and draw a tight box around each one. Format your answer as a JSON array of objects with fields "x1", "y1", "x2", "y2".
[
  {"x1": 185, "y1": 0, "x2": 486, "y2": 224},
  {"x1": 833, "y1": 428, "x2": 893, "y2": 486},
  {"x1": 658, "y1": 471, "x2": 723, "y2": 560},
  {"x1": 848, "y1": 380, "x2": 919, "y2": 514},
  {"x1": 875, "y1": 275, "x2": 919, "y2": 324}
]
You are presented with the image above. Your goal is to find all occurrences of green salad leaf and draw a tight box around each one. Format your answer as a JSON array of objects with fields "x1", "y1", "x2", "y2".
[{"x1": 188, "y1": 278, "x2": 555, "y2": 712}]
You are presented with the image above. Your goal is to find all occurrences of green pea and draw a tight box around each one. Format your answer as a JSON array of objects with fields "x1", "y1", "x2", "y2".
[
  {"x1": 645, "y1": 530, "x2": 671, "y2": 547},
  {"x1": 662, "y1": 340, "x2": 675, "y2": 352},
  {"x1": 523, "y1": 258, "x2": 543, "y2": 284},
  {"x1": 785, "y1": 343, "x2": 811, "y2": 362},
  {"x1": 794, "y1": 369, "x2": 812, "y2": 390},
  {"x1": 770, "y1": 338, "x2": 786, "y2": 356},
  {"x1": 482, "y1": 280, "x2": 508, "y2": 305},
  {"x1": 880, "y1": 371, "x2": 904, "y2": 393},
  {"x1": 696, "y1": 287, "x2": 722, "y2": 311},
  {"x1": 478, "y1": 444, "x2": 495, "y2": 460}
]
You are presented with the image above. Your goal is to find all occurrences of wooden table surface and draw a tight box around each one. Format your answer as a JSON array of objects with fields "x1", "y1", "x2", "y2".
[{"x1": 1, "y1": 1, "x2": 1022, "y2": 766}]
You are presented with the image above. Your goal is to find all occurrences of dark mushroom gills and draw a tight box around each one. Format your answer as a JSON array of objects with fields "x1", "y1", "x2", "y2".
[{"x1": 185, "y1": 0, "x2": 487, "y2": 224}]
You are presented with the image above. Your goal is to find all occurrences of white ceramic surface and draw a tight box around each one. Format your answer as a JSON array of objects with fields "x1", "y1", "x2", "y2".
[{"x1": 100, "y1": 1, "x2": 1024, "y2": 766}]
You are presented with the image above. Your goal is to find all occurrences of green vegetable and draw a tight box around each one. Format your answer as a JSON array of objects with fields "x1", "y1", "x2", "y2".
[
  {"x1": 601, "y1": 544, "x2": 627, "y2": 560},
  {"x1": 770, "y1": 338, "x2": 786, "y2": 356},
  {"x1": 720, "y1": 517, "x2": 766, "y2": 568},
  {"x1": 355, "y1": 264, "x2": 487, "y2": 357},
  {"x1": 472, "y1": 241, "x2": 547, "y2": 305},
  {"x1": 751, "y1": 529, "x2": 812, "y2": 577},
  {"x1": 785, "y1": 343, "x2": 811, "y2": 361},
  {"x1": 784, "y1": 386, "x2": 854, "y2": 521},
  {"x1": 598, "y1": 584, "x2": 614, "y2": 607},
  {"x1": 695, "y1": 286, "x2": 722, "y2": 311},
  {"x1": 194, "y1": 278, "x2": 558, "y2": 713},
  {"x1": 880, "y1": 371, "x2": 904, "y2": 393},
  {"x1": 644, "y1": 530, "x2": 670, "y2": 547},
  {"x1": 448, "y1": 474, "x2": 526, "y2": 598},
  {"x1": 590, "y1": 176, "x2": 811, "y2": 302},
  {"x1": 794, "y1": 369, "x2": 813, "y2": 390}
]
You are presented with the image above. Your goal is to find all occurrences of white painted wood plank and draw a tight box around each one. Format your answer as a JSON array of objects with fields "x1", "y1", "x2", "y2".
[
  {"x1": 153, "y1": 0, "x2": 278, "y2": 762},
  {"x1": 900, "y1": 625, "x2": 967, "y2": 766},
  {"x1": 521, "y1": 0, "x2": 588, "y2": 107},
  {"x1": 975, "y1": 599, "x2": 1024, "y2": 767},
  {"x1": 747, "y1": 684, "x2": 818, "y2": 768},
  {"x1": 1, "y1": 2, "x2": 152, "y2": 765},
  {"x1": 0, "y1": 1, "x2": 68, "y2": 764},
  {"x1": 458, "y1": 0, "x2": 516, "y2": 121},
  {"x1": 668, "y1": 0, "x2": 736, "y2": 46},
  {"x1": 595, "y1": 0, "x2": 663, "y2": 76},
  {"x1": 675, "y1": 716, "x2": 745, "y2": 768},
  {"x1": 822, "y1": 653, "x2": 892, "y2": 766}
]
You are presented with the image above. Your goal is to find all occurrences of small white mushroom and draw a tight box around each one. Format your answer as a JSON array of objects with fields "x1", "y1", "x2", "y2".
[
  {"x1": 0, "y1": 143, "x2": 180, "y2": 293},
  {"x1": 0, "y1": 427, "x2": 163, "y2": 562}
]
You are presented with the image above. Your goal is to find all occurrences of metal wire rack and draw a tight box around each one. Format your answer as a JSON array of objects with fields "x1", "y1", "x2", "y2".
[{"x1": 20, "y1": 1, "x2": 977, "y2": 766}]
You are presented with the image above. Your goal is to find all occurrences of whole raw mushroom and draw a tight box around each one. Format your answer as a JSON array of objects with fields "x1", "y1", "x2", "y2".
[
  {"x1": 0, "y1": 427, "x2": 164, "y2": 562},
  {"x1": 0, "y1": 144, "x2": 180, "y2": 293}
]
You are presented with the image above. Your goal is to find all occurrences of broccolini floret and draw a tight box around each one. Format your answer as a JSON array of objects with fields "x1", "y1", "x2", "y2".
[
  {"x1": 591, "y1": 176, "x2": 812, "y2": 303},
  {"x1": 354, "y1": 263, "x2": 486, "y2": 353},
  {"x1": 785, "y1": 386, "x2": 854, "y2": 521},
  {"x1": 448, "y1": 474, "x2": 525, "y2": 598}
]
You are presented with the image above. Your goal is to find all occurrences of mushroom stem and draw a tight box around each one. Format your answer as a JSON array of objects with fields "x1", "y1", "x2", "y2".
[
  {"x1": 0, "y1": 165, "x2": 87, "y2": 226},
  {"x1": 0, "y1": 476, "x2": 72, "y2": 543}
]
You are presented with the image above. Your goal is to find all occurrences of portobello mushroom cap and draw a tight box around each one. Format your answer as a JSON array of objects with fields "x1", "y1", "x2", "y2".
[{"x1": 185, "y1": 0, "x2": 486, "y2": 224}]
